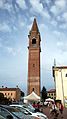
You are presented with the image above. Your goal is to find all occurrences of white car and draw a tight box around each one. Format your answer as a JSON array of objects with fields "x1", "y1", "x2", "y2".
[{"x1": 10, "y1": 104, "x2": 48, "y2": 119}]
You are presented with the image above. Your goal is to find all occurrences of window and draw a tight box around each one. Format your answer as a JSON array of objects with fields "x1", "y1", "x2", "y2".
[
  {"x1": 8, "y1": 93, "x2": 9, "y2": 95},
  {"x1": 32, "y1": 38, "x2": 36, "y2": 44},
  {"x1": 11, "y1": 93, "x2": 12, "y2": 96},
  {"x1": 33, "y1": 64, "x2": 35, "y2": 67},
  {"x1": 51, "y1": 93, "x2": 53, "y2": 96},
  {"x1": 5, "y1": 93, "x2": 6, "y2": 95},
  {"x1": 65, "y1": 73, "x2": 67, "y2": 77}
]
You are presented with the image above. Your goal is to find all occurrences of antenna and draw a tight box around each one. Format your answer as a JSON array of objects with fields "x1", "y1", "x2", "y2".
[{"x1": 54, "y1": 58, "x2": 56, "y2": 67}]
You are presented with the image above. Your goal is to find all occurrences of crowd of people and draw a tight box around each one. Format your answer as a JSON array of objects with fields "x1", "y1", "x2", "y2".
[
  {"x1": 32, "y1": 100, "x2": 64, "y2": 119},
  {"x1": 47, "y1": 100, "x2": 64, "y2": 119},
  {"x1": 32, "y1": 102, "x2": 42, "y2": 112}
]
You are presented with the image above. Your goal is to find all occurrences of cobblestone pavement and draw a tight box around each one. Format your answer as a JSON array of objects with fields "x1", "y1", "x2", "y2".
[{"x1": 41, "y1": 106, "x2": 67, "y2": 119}]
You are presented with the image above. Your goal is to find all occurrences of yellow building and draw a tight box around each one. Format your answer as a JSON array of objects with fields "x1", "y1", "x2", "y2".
[
  {"x1": 0, "y1": 87, "x2": 21, "y2": 102},
  {"x1": 47, "y1": 89, "x2": 56, "y2": 99},
  {"x1": 53, "y1": 66, "x2": 67, "y2": 106}
]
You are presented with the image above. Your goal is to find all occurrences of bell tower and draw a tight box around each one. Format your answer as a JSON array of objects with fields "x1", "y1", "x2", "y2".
[{"x1": 28, "y1": 18, "x2": 41, "y2": 96}]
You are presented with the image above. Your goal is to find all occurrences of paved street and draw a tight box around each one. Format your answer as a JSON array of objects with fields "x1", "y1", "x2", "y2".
[{"x1": 42, "y1": 106, "x2": 67, "y2": 119}]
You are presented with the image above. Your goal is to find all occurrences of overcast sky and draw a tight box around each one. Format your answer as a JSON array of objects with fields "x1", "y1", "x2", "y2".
[{"x1": 0, "y1": 0, "x2": 67, "y2": 93}]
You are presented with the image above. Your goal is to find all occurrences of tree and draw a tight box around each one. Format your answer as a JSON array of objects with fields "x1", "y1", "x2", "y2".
[
  {"x1": 0, "y1": 93, "x2": 11, "y2": 104},
  {"x1": 0, "y1": 93, "x2": 4, "y2": 100},
  {"x1": 21, "y1": 91, "x2": 25, "y2": 97},
  {"x1": 41, "y1": 86, "x2": 47, "y2": 102}
]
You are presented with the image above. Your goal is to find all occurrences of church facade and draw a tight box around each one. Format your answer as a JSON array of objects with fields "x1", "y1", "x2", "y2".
[
  {"x1": 53, "y1": 66, "x2": 67, "y2": 107},
  {"x1": 27, "y1": 18, "x2": 41, "y2": 96}
]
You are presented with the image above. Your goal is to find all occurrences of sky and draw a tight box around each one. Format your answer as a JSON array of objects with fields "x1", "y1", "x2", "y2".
[{"x1": 0, "y1": 0, "x2": 67, "y2": 94}]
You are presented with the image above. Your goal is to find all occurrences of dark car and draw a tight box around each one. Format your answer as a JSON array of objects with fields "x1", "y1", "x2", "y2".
[
  {"x1": 0, "y1": 114, "x2": 6, "y2": 119},
  {"x1": 0, "y1": 105, "x2": 24, "y2": 119}
]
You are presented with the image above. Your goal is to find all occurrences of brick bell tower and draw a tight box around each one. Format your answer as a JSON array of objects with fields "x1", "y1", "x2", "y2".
[{"x1": 28, "y1": 18, "x2": 41, "y2": 96}]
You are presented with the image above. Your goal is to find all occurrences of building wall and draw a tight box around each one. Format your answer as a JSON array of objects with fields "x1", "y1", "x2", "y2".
[
  {"x1": 0, "y1": 88, "x2": 21, "y2": 102},
  {"x1": 47, "y1": 89, "x2": 56, "y2": 99},
  {"x1": 53, "y1": 67, "x2": 67, "y2": 106}
]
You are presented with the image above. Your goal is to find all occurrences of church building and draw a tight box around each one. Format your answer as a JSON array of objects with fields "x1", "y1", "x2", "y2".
[{"x1": 27, "y1": 18, "x2": 41, "y2": 96}]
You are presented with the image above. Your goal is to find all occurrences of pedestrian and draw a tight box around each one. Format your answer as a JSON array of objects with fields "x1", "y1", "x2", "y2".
[
  {"x1": 32, "y1": 102, "x2": 36, "y2": 108},
  {"x1": 49, "y1": 102, "x2": 59, "y2": 119},
  {"x1": 59, "y1": 102, "x2": 63, "y2": 118}
]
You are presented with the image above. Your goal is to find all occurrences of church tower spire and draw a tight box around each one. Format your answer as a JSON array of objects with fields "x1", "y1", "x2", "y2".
[
  {"x1": 31, "y1": 18, "x2": 39, "y2": 32},
  {"x1": 27, "y1": 18, "x2": 41, "y2": 96}
]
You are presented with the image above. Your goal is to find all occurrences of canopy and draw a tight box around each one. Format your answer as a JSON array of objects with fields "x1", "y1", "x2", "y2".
[
  {"x1": 45, "y1": 98, "x2": 54, "y2": 102},
  {"x1": 24, "y1": 91, "x2": 40, "y2": 101}
]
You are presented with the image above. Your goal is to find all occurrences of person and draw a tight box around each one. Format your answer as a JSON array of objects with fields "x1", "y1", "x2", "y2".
[
  {"x1": 59, "y1": 102, "x2": 63, "y2": 118},
  {"x1": 32, "y1": 102, "x2": 36, "y2": 108},
  {"x1": 49, "y1": 102, "x2": 59, "y2": 119},
  {"x1": 36, "y1": 102, "x2": 41, "y2": 112}
]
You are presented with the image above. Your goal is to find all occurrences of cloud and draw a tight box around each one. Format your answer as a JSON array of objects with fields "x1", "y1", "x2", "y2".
[
  {"x1": 0, "y1": 41, "x2": 23, "y2": 56},
  {"x1": 0, "y1": 0, "x2": 27, "y2": 15},
  {"x1": 49, "y1": 0, "x2": 67, "y2": 31},
  {"x1": 57, "y1": 41, "x2": 63, "y2": 47},
  {"x1": 50, "y1": 0, "x2": 66, "y2": 16},
  {"x1": 6, "y1": 47, "x2": 16, "y2": 56},
  {"x1": 0, "y1": 22, "x2": 11, "y2": 32},
  {"x1": 17, "y1": 15, "x2": 26, "y2": 28},
  {"x1": 57, "y1": 41, "x2": 67, "y2": 53},
  {"x1": 0, "y1": 0, "x2": 12, "y2": 12},
  {"x1": 16, "y1": 0, "x2": 27, "y2": 10},
  {"x1": 5, "y1": 46, "x2": 23, "y2": 56},
  {"x1": 55, "y1": 0, "x2": 66, "y2": 9},
  {"x1": 4, "y1": 3, "x2": 13, "y2": 12},
  {"x1": 50, "y1": 5, "x2": 63, "y2": 16},
  {"x1": 56, "y1": 12, "x2": 67, "y2": 24},
  {"x1": 29, "y1": 0, "x2": 50, "y2": 19},
  {"x1": 0, "y1": 0, "x2": 4, "y2": 9},
  {"x1": 29, "y1": 0, "x2": 67, "y2": 31},
  {"x1": 53, "y1": 30, "x2": 61, "y2": 36},
  {"x1": 29, "y1": 0, "x2": 43, "y2": 12},
  {"x1": 0, "y1": 43, "x2": 2, "y2": 48},
  {"x1": 62, "y1": 12, "x2": 67, "y2": 22},
  {"x1": 59, "y1": 23, "x2": 67, "y2": 29},
  {"x1": 0, "y1": 44, "x2": 16, "y2": 56},
  {"x1": 50, "y1": 20, "x2": 57, "y2": 27}
]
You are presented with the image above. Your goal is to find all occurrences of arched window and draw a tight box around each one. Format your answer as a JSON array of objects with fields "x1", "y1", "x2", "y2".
[{"x1": 32, "y1": 38, "x2": 36, "y2": 44}]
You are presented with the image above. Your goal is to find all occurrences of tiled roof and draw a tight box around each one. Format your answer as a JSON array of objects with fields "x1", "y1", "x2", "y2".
[
  {"x1": 53, "y1": 66, "x2": 67, "y2": 69},
  {"x1": 0, "y1": 88, "x2": 20, "y2": 91},
  {"x1": 47, "y1": 89, "x2": 56, "y2": 93}
]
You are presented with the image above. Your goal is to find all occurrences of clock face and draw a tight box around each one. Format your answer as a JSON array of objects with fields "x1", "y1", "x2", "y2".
[{"x1": 32, "y1": 38, "x2": 36, "y2": 47}]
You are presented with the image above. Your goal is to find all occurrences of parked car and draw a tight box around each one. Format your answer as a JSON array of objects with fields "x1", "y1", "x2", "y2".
[
  {"x1": 0, "y1": 114, "x2": 6, "y2": 119},
  {"x1": 10, "y1": 105, "x2": 39, "y2": 119},
  {"x1": 10, "y1": 104, "x2": 48, "y2": 119},
  {"x1": 0, "y1": 105, "x2": 23, "y2": 119},
  {"x1": 0, "y1": 105, "x2": 39, "y2": 119}
]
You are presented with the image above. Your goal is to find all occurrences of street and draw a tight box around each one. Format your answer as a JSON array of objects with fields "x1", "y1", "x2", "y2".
[{"x1": 42, "y1": 106, "x2": 67, "y2": 119}]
